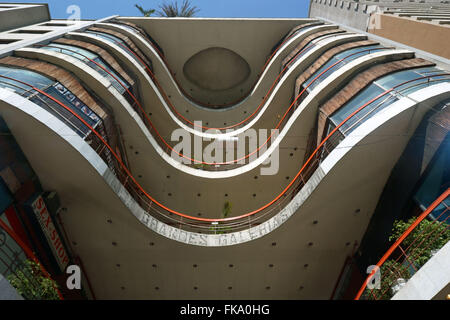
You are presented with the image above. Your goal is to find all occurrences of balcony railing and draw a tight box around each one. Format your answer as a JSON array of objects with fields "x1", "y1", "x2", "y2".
[
  {"x1": 90, "y1": 23, "x2": 329, "y2": 132},
  {"x1": 107, "y1": 20, "x2": 319, "y2": 110},
  {"x1": 2, "y1": 70, "x2": 447, "y2": 234},
  {"x1": 33, "y1": 41, "x2": 394, "y2": 172}
]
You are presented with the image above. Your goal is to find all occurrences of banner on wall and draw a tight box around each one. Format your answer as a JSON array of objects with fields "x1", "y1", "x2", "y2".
[{"x1": 29, "y1": 195, "x2": 69, "y2": 272}]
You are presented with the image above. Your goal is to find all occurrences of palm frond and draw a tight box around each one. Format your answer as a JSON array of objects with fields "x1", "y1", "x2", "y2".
[
  {"x1": 157, "y1": 0, "x2": 199, "y2": 17},
  {"x1": 135, "y1": 4, "x2": 156, "y2": 17}
]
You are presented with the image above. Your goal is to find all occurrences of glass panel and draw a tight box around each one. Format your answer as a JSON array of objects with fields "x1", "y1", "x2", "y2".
[
  {"x1": 44, "y1": 43, "x2": 98, "y2": 60},
  {"x1": 115, "y1": 23, "x2": 139, "y2": 35},
  {"x1": 375, "y1": 69, "x2": 424, "y2": 90},
  {"x1": 85, "y1": 30, "x2": 125, "y2": 45},
  {"x1": 414, "y1": 140, "x2": 450, "y2": 214},
  {"x1": 429, "y1": 198, "x2": 450, "y2": 224},
  {"x1": 304, "y1": 45, "x2": 386, "y2": 91},
  {"x1": 0, "y1": 66, "x2": 101, "y2": 139},
  {"x1": 339, "y1": 93, "x2": 398, "y2": 135},
  {"x1": 40, "y1": 43, "x2": 130, "y2": 94},
  {"x1": 414, "y1": 66, "x2": 445, "y2": 76},
  {"x1": 0, "y1": 79, "x2": 32, "y2": 97},
  {"x1": 85, "y1": 30, "x2": 146, "y2": 69},
  {"x1": 396, "y1": 78, "x2": 450, "y2": 96},
  {"x1": 329, "y1": 69, "x2": 450, "y2": 138},
  {"x1": 374, "y1": 67, "x2": 450, "y2": 96},
  {"x1": 330, "y1": 83, "x2": 385, "y2": 129},
  {"x1": 0, "y1": 66, "x2": 53, "y2": 92},
  {"x1": 289, "y1": 43, "x2": 316, "y2": 66},
  {"x1": 44, "y1": 82, "x2": 100, "y2": 126}
]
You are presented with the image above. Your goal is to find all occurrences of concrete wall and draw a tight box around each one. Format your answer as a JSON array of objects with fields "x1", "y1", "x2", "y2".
[
  {"x1": 309, "y1": 0, "x2": 450, "y2": 59},
  {"x1": 369, "y1": 14, "x2": 450, "y2": 59},
  {"x1": 0, "y1": 4, "x2": 50, "y2": 32},
  {"x1": 309, "y1": 0, "x2": 376, "y2": 30}
]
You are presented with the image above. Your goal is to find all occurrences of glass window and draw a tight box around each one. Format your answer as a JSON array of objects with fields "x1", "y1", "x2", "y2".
[
  {"x1": 44, "y1": 43, "x2": 98, "y2": 60},
  {"x1": 85, "y1": 30, "x2": 125, "y2": 45},
  {"x1": 414, "y1": 137, "x2": 450, "y2": 212},
  {"x1": 304, "y1": 45, "x2": 386, "y2": 91},
  {"x1": 289, "y1": 43, "x2": 316, "y2": 66},
  {"x1": 375, "y1": 69, "x2": 422, "y2": 90},
  {"x1": 0, "y1": 66, "x2": 101, "y2": 139},
  {"x1": 375, "y1": 67, "x2": 449, "y2": 96},
  {"x1": 416, "y1": 67, "x2": 444, "y2": 76},
  {"x1": 85, "y1": 30, "x2": 146, "y2": 69},
  {"x1": 329, "y1": 68, "x2": 450, "y2": 136},
  {"x1": 330, "y1": 83, "x2": 386, "y2": 128},
  {"x1": 0, "y1": 65, "x2": 53, "y2": 96},
  {"x1": 40, "y1": 43, "x2": 130, "y2": 95},
  {"x1": 115, "y1": 23, "x2": 139, "y2": 35}
]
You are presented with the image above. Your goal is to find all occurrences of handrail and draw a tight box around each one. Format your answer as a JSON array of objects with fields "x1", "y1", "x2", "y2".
[
  {"x1": 0, "y1": 217, "x2": 64, "y2": 300},
  {"x1": 32, "y1": 41, "x2": 391, "y2": 169},
  {"x1": 85, "y1": 24, "x2": 338, "y2": 132},
  {"x1": 1, "y1": 73, "x2": 446, "y2": 231},
  {"x1": 354, "y1": 188, "x2": 450, "y2": 300},
  {"x1": 105, "y1": 21, "x2": 320, "y2": 111}
]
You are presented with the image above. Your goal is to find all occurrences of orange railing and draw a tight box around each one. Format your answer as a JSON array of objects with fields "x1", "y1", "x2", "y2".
[
  {"x1": 33, "y1": 41, "x2": 391, "y2": 171},
  {"x1": 355, "y1": 188, "x2": 450, "y2": 300},
  {"x1": 0, "y1": 217, "x2": 64, "y2": 300},
  {"x1": 1, "y1": 72, "x2": 447, "y2": 233},
  {"x1": 105, "y1": 21, "x2": 321, "y2": 110},
  {"x1": 85, "y1": 23, "x2": 333, "y2": 132}
]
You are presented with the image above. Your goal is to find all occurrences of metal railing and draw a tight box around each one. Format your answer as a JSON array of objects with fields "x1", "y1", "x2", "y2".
[
  {"x1": 355, "y1": 189, "x2": 450, "y2": 300},
  {"x1": 32, "y1": 42, "x2": 392, "y2": 172},
  {"x1": 89, "y1": 24, "x2": 328, "y2": 132},
  {"x1": 1, "y1": 72, "x2": 447, "y2": 234},
  {"x1": 107, "y1": 21, "x2": 317, "y2": 111},
  {"x1": 0, "y1": 217, "x2": 63, "y2": 300}
]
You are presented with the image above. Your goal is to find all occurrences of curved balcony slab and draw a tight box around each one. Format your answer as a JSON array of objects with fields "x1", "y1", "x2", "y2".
[
  {"x1": 1, "y1": 82, "x2": 448, "y2": 299},
  {"x1": 13, "y1": 46, "x2": 414, "y2": 178},
  {"x1": 65, "y1": 30, "x2": 367, "y2": 141},
  {"x1": 100, "y1": 20, "x2": 335, "y2": 109}
]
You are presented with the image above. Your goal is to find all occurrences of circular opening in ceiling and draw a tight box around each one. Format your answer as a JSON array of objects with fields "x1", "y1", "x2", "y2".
[{"x1": 183, "y1": 47, "x2": 251, "y2": 91}]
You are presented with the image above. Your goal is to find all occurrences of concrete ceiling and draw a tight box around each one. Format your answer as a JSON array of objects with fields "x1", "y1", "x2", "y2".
[{"x1": 119, "y1": 17, "x2": 315, "y2": 105}]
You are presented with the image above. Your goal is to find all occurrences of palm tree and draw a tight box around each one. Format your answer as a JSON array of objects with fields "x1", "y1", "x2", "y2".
[
  {"x1": 158, "y1": 0, "x2": 199, "y2": 17},
  {"x1": 136, "y1": 1, "x2": 199, "y2": 18},
  {"x1": 135, "y1": 4, "x2": 155, "y2": 17}
]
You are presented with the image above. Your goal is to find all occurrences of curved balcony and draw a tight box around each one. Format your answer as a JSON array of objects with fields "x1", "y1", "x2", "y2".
[
  {"x1": 97, "y1": 20, "x2": 332, "y2": 110},
  {"x1": 0, "y1": 64, "x2": 448, "y2": 236},
  {"x1": 64, "y1": 23, "x2": 350, "y2": 137},
  {"x1": 13, "y1": 34, "x2": 418, "y2": 177},
  {"x1": 1, "y1": 74, "x2": 448, "y2": 299}
]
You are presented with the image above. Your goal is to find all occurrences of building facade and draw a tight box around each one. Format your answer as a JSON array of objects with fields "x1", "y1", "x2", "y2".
[{"x1": 0, "y1": 2, "x2": 448, "y2": 299}]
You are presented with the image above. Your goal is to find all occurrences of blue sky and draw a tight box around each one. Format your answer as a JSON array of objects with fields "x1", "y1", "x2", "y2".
[{"x1": 3, "y1": 0, "x2": 310, "y2": 19}]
